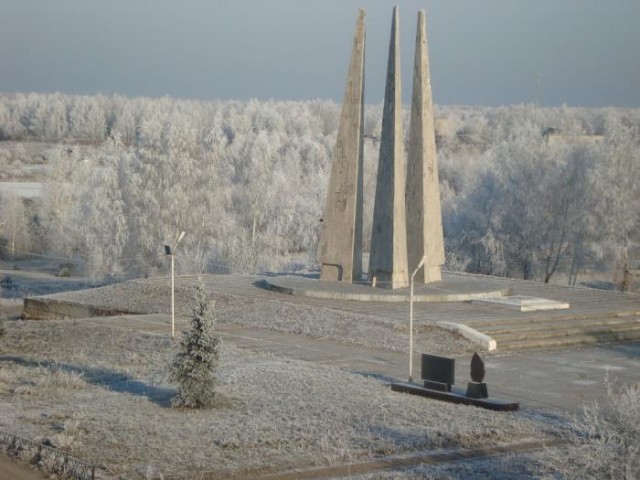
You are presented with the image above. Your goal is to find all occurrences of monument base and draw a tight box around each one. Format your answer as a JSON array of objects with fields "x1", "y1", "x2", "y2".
[
  {"x1": 264, "y1": 272, "x2": 510, "y2": 303},
  {"x1": 320, "y1": 263, "x2": 362, "y2": 283},
  {"x1": 369, "y1": 270, "x2": 409, "y2": 290},
  {"x1": 466, "y1": 382, "x2": 488, "y2": 399},
  {"x1": 391, "y1": 382, "x2": 519, "y2": 412},
  {"x1": 423, "y1": 380, "x2": 451, "y2": 392},
  {"x1": 419, "y1": 265, "x2": 442, "y2": 283}
]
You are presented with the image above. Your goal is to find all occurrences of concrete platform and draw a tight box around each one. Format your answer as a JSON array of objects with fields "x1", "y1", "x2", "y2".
[
  {"x1": 472, "y1": 295, "x2": 570, "y2": 312},
  {"x1": 263, "y1": 272, "x2": 510, "y2": 303}
]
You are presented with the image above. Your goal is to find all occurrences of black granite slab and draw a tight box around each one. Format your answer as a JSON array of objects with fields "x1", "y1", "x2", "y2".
[{"x1": 390, "y1": 382, "x2": 519, "y2": 411}]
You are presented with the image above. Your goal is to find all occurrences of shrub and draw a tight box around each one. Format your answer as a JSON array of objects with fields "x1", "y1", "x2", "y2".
[
  {"x1": 542, "y1": 382, "x2": 640, "y2": 479},
  {"x1": 57, "y1": 264, "x2": 73, "y2": 277},
  {"x1": 167, "y1": 280, "x2": 220, "y2": 408}
]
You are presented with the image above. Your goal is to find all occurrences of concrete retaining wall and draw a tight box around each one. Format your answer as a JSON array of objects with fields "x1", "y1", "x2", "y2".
[{"x1": 23, "y1": 298, "x2": 135, "y2": 320}]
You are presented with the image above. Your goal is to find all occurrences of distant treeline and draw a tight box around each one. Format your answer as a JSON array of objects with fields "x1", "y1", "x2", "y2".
[{"x1": 0, "y1": 92, "x2": 638, "y2": 288}]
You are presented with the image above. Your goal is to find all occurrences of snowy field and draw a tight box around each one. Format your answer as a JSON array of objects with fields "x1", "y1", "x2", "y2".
[
  {"x1": 2, "y1": 266, "x2": 638, "y2": 478},
  {"x1": 34, "y1": 276, "x2": 478, "y2": 356},
  {"x1": 0, "y1": 182, "x2": 43, "y2": 199},
  {"x1": 0, "y1": 319, "x2": 560, "y2": 479}
]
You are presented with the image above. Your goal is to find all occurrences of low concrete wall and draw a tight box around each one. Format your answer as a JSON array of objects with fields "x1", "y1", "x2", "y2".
[
  {"x1": 437, "y1": 321, "x2": 497, "y2": 351},
  {"x1": 264, "y1": 277, "x2": 511, "y2": 303},
  {"x1": 23, "y1": 298, "x2": 135, "y2": 320}
]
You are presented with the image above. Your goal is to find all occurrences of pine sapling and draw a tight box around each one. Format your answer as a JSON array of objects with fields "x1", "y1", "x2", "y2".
[{"x1": 168, "y1": 281, "x2": 220, "y2": 408}]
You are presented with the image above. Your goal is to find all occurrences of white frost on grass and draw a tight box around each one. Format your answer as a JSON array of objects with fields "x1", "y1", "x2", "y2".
[
  {"x1": 0, "y1": 320, "x2": 556, "y2": 478},
  {"x1": 0, "y1": 181, "x2": 43, "y2": 198},
  {"x1": 39, "y1": 278, "x2": 476, "y2": 355},
  {"x1": 351, "y1": 450, "x2": 550, "y2": 479}
]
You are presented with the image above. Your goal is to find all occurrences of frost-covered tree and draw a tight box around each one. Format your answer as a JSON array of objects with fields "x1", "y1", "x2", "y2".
[
  {"x1": 168, "y1": 281, "x2": 220, "y2": 408},
  {"x1": 443, "y1": 113, "x2": 607, "y2": 283},
  {"x1": 541, "y1": 144, "x2": 598, "y2": 284},
  {"x1": 592, "y1": 115, "x2": 640, "y2": 290},
  {"x1": 0, "y1": 193, "x2": 32, "y2": 258},
  {"x1": 81, "y1": 133, "x2": 131, "y2": 281},
  {"x1": 31, "y1": 93, "x2": 68, "y2": 140},
  {"x1": 69, "y1": 95, "x2": 107, "y2": 142},
  {"x1": 111, "y1": 96, "x2": 139, "y2": 145},
  {"x1": 43, "y1": 145, "x2": 87, "y2": 260},
  {"x1": 6, "y1": 92, "x2": 638, "y2": 283}
]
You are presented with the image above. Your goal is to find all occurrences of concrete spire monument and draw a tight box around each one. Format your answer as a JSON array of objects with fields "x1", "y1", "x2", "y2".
[
  {"x1": 405, "y1": 10, "x2": 445, "y2": 283},
  {"x1": 319, "y1": 9, "x2": 365, "y2": 283},
  {"x1": 368, "y1": 6, "x2": 409, "y2": 289}
]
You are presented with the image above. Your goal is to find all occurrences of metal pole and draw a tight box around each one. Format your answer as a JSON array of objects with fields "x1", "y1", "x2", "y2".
[
  {"x1": 165, "y1": 231, "x2": 185, "y2": 341},
  {"x1": 171, "y1": 254, "x2": 175, "y2": 340},
  {"x1": 409, "y1": 277, "x2": 414, "y2": 382},
  {"x1": 409, "y1": 255, "x2": 427, "y2": 383}
]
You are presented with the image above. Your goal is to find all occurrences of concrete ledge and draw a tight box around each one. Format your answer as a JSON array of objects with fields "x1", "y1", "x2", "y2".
[
  {"x1": 23, "y1": 298, "x2": 136, "y2": 320},
  {"x1": 438, "y1": 322, "x2": 497, "y2": 351},
  {"x1": 263, "y1": 273, "x2": 510, "y2": 303}
]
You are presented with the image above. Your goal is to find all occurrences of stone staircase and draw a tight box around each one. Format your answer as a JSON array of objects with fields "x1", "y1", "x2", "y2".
[{"x1": 468, "y1": 310, "x2": 640, "y2": 351}]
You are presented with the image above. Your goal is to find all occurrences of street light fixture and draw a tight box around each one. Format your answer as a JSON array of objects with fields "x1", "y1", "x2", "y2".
[
  {"x1": 165, "y1": 231, "x2": 186, "y2": 340},
  {"x1": 409, "y1": 255, "x2": 427, "y2": 383}
]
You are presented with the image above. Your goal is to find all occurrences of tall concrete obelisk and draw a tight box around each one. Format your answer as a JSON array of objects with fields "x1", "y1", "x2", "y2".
[
  {"x1": 319, "y1": 9, "x2": 365, "y2": 283},
  {"x1": 369, "y1": 6, "x2": 409, "y2": 289},
  {"x1": 406, "y1": 10, "x2": 445, "y2": 283}
]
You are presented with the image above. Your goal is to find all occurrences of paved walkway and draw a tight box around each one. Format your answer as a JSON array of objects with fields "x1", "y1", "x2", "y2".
[{"x1": 90, "y1": 314, "x2": 640, "y2": 414}]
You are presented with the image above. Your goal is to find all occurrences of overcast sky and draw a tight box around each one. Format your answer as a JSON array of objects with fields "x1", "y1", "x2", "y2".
[{"x1": 1, "y1": 0, "x2": 638, "y2": 107}]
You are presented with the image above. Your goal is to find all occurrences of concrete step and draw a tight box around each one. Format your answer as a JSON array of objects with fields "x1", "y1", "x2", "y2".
[
  {"x1": 481, "y1": 315, "x2": 640, "y2": 336},
  {"x1": 496, "y1": 329, "x2": 640, "y2": 351},
  {"x1": 464, "y1": 309, "x2": 640, "y2": 329},
  {"x1": 490, "y1": 320, "x2": 640, "y2": 343}
]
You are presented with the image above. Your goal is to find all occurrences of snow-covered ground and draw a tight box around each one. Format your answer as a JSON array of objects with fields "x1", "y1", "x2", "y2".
[
  {"x1": 0, "y1": 319, "x2": 560, "y2": 479},
  {"x1": 0, "y1": 181, "x2": 43, "y2": 199}
]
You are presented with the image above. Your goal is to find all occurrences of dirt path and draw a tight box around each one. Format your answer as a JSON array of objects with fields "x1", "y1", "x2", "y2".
[
  {"x1": 0, "y1": 455, "x2": 45, "y2": 480},
  {"x1": 0, "y1": 303, "x2": 23, "y2": 320},
  {"x1": 246, "y1": 439, "x2": 564, "y2": 480}
]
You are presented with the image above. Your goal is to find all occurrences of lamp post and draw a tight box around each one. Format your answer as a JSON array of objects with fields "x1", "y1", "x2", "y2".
[
  {"x1": 165, "y1": 231, "x2": 186, "y2": 340},
  {"x1": 409, "y1": 255, "x2": 427, "y2": 383}
]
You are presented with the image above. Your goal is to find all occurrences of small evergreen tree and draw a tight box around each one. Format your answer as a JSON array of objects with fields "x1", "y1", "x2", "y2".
[{"x1": 168, "y1": 281, "x2": 220, "y2": 408}]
